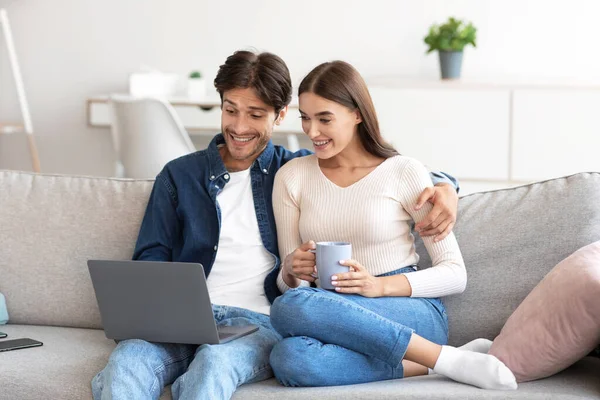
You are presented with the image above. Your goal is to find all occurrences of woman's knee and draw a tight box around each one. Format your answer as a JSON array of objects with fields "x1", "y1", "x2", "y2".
[
  {"x1": 271, "y1": 289, "x2": 307, "y2": 332},
  {"x1": 271, "y1": 287, "x2": 329, "y2": 334},
  {"x1": 270, "y1": 337, "x2": 323, "y2": 387}
]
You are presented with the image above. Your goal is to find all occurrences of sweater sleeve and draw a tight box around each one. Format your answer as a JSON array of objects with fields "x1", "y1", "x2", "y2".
[
  {"x1": 398, "y1": 159, "x2": 467, "y2": 297},
  {"x1": 272, "y1": 164, "x2": 310, "y2": 293}
]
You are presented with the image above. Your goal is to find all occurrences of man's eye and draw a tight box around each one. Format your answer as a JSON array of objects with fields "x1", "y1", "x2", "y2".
[
  {"x1": 300, "y1": 115, "x2": 309, "y2": 120},
  {"x1": 251, "y1": 114, "x2": 264, "y2": 119},
  {"x1": 226, "y1": 109, "x2": 235, "y2": 114}
]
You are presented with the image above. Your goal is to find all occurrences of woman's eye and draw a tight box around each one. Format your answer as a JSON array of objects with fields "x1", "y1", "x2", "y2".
[
  {"x1": 320, "y1": 119, "x2": 331, "y2": 124},
  {"x1": 299, "y1": 115, "x2": 309, "y2": 120}
]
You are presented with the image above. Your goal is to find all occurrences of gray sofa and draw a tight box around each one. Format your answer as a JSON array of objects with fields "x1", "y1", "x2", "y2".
[{"x1": 0, "y1": 169, "x2": 599, "y2": 400}]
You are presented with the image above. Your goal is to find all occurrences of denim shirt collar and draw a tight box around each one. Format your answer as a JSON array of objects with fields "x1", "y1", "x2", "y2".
[{"x1": 206, "y1": 133, "x2": 275, "y2": 178}]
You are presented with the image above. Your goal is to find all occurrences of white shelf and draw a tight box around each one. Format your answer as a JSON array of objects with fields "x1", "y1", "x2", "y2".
[
  {"x1": 87, "y1": 95, "x2": 302, "y2": 135},
  {"x1": 366, "y1": 76, "x2": 600, "y2": 91}
]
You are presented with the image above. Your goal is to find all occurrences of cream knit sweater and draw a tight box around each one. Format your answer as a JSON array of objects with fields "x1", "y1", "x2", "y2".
[{"x1": 273, "y1": 154, "x2": 466, "y2": 298}]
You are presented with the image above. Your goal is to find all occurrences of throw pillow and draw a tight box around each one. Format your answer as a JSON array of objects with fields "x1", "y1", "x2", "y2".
[{"x1": 489, "y1": 240, "x2": 600, "y2": 382}]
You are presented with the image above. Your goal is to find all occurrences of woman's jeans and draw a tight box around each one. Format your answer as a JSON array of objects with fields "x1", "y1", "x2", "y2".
[
  {"x1": 269, "y1": 266, "x2": 448, "y2": 387},
  {"x1": 91, "y1": 305, "x2": 281, "y2": 400}
]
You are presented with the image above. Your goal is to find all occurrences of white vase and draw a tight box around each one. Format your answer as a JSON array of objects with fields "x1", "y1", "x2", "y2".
[{"x1": 187, "y1": 78, "x2": 206, "y2": 100}]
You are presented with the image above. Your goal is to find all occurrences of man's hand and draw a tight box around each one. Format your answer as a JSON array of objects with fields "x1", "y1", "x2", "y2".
[
  {"x1": 283, "y1": 241, "x2": 317, "y2": 287},
  {"x1": 414, "y1": 183, "x2": 458, "y2": 242}
]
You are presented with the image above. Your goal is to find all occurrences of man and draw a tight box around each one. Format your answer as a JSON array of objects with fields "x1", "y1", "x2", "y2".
[{"x1": 92, "y1": 50, "x2": 460, "y2": 400}]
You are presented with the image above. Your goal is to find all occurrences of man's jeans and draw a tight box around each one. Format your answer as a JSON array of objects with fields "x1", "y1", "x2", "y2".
[
  {"x1": 92, "y1": 305, "x2": 280, "y2": 400},
  {"x1": 269, "y1": 266, "x2": 448, "y2": 387}
]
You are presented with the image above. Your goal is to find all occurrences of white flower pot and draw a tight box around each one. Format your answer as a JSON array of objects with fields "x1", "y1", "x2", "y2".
[{"x1": 187, "y1": 78, "x2": 206, "y2": 99}]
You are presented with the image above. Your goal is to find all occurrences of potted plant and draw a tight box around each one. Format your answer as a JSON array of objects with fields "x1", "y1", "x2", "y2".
[
  {"x1": 187, "y1": 70, "x2": 206, "y2": 99},
  {"x1": 424, "y1": 17, "x2": 477, "y2": 80}
]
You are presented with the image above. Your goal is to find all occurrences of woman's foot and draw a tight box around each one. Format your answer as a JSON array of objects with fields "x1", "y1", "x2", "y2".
[
  {"x1": 459, "y1": 338, "x2": 493, "y2": 353},
  {"x1": 428, "y1": 338, "x2": 494, "y2": 375},
  {"x1": 433, "y1": 346, "x2": 517, "y2": 390}
]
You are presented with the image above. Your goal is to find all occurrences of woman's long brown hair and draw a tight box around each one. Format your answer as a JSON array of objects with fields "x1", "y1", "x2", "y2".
[{"x1": 299, "y1": 61, "x2": 398, "y2": 159}]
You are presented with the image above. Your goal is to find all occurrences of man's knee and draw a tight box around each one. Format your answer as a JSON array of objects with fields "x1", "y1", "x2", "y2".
[
  {"x1": 110, "y1": 339, "x2": 155, "y2": 365},
  {"x1": 193, "y1": 344, "x2": 235, "y2": 371}
]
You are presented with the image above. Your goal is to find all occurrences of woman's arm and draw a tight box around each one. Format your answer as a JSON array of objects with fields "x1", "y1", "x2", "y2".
[
  {"x1": 272, "y1": 166, "x2": 312, "y2": 293},
  {"x1": 396, "y1": 158, "x2": 467, "y2": 298}
]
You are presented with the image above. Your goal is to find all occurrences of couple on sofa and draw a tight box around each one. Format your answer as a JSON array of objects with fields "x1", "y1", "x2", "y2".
[{"x1": 91, "y1": 50, "x2": 517, "y2": 400}]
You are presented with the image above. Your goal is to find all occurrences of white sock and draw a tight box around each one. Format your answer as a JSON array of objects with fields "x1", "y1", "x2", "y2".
[
  {"x1": 429, "y1": 338, "x2": 494, "y2": 375},
  {"x1": 459, "y1": 338, "x2": 494, "y2": 354},
  {"x1": 433, "y1": 346, "x2": 517, "y2": 390}
]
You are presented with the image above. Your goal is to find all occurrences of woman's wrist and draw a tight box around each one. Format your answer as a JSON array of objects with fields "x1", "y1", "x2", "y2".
[
  {"x1": 283, "y1": 271, "x2": 300, "y2": 288},
  {"x1": 381, "y1": 274, "x2": 413, "y2": 297},
  {"x1": 282, "y1": 256, "x2": 301, "y2": 288}
]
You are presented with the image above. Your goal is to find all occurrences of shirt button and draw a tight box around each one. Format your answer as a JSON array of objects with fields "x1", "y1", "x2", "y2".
[
  {"x1": 224, "y1": 174, "x2": 230, "y2": 180},
  {"x1": 213, "y1": 245, "x2": 218, "y2": 251},
  {"x1": 262, "y1": 169, "x2": 267, "y2": 173},
  {"x1": 215, "y1": 185, "x2": 219, "y2": 189},
  {"x1": 210, "y1": 175, "x2": 215, "y2": 180}
]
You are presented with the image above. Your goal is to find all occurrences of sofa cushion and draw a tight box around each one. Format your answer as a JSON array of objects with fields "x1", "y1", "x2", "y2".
[
  {"x1": 1, "y1": 324, "x2": 599, "y2": 400},
  {"x1": 414, "y1": 173, "x2": 600, "y2": 346},
  {"x1": 0, "y1": 325, "x2": 115, "y2": 399},
  {"x1": 0, "y1": 171, "x2": 154, "y2": 329},
  {"x1": 234, "y1": 363, "x2": 600, "y2": 399},
  {"x1": 489, "y1": 240, "x2": 600, "y2": 382}
]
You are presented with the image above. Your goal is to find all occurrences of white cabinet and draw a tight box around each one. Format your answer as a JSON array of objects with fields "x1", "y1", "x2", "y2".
[
  {"x1": 367, "y1": 79, "x2": 600, "y2": 195},
  {"x1": 88, "y1": 82, "x2": 600, "y2": 195},
  {"x1": 512, "y1": 90, "x2": 600, "y2": 181},
  {"x1": 369, "y1": 87, "x2": 510, "y2": 181}
]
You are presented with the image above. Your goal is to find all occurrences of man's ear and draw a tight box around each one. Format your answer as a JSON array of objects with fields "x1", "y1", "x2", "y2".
[{"x1": 275, "y1": 105, "x2": 288, "y2": 126}]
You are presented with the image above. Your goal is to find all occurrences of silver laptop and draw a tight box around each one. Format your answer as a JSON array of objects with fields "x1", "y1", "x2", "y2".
[{"x1": 87, "y1": 260, "x2": 259, "y2": 345}]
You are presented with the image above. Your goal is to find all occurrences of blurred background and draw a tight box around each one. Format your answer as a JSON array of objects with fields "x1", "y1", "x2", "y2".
[{"x1": 1, "y1": 0, "x2": 599, "y2": 194}]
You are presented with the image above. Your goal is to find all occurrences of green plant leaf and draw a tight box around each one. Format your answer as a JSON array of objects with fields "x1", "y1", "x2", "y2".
[{"x1": 423, "y1": 16, "x2": 477, "y2": 54}]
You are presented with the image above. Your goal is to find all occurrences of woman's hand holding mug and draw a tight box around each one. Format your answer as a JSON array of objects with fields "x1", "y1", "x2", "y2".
[
  {"x1": 331, "y1": 259, "x2": 385, "y2": 297},
  {"x1": 283, "y1": 240, "x2": 318, "y2": 287}
]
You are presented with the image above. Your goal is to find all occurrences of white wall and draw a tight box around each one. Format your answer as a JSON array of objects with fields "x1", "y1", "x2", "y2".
[{"x1": 1, "y1": 0, "x2": 599, "y2": 175}]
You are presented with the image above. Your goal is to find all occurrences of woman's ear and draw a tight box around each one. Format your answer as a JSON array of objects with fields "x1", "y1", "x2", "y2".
[{"x1": 355, "y1": 109, "x2": 363, "y2": 125}]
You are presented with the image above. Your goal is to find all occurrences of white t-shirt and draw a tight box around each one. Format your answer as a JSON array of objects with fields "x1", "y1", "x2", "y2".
[{"x1": 206, "y1": 168, "x2": 275, "y2": 315}]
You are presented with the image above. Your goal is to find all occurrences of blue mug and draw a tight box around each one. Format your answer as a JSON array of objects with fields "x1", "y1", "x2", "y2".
[{"x1": 314, "y1": 242, "x2": 352, "y2": 290}]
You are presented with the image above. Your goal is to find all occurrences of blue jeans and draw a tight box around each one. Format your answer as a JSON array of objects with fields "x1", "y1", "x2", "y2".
[
  {"x1": 92, "y1": 305, "x2": 281, "y2": 400},
  {"x1": 269, "y1": 266, "x2": 448, "y2": 387}
]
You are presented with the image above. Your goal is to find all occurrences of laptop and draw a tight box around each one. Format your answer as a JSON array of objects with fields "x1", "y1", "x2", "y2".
[{"x1": 87, "y1": 260, "x2": 259, "y2": 345}]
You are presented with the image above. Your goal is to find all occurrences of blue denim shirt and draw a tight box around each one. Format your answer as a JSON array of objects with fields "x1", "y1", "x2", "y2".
[{"x1": 133, "y1": 134, "x2": 459, "y2": 304}]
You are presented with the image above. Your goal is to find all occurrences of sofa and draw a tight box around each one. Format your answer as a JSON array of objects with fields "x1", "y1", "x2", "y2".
[{"x1": 0, "y1": 169, "x2": 599, "y2": 400}]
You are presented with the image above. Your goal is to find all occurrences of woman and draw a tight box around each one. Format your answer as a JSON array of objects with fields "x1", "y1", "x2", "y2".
[{"x1": 269, "y1": 61, "x2": 516, "y2": 390}]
